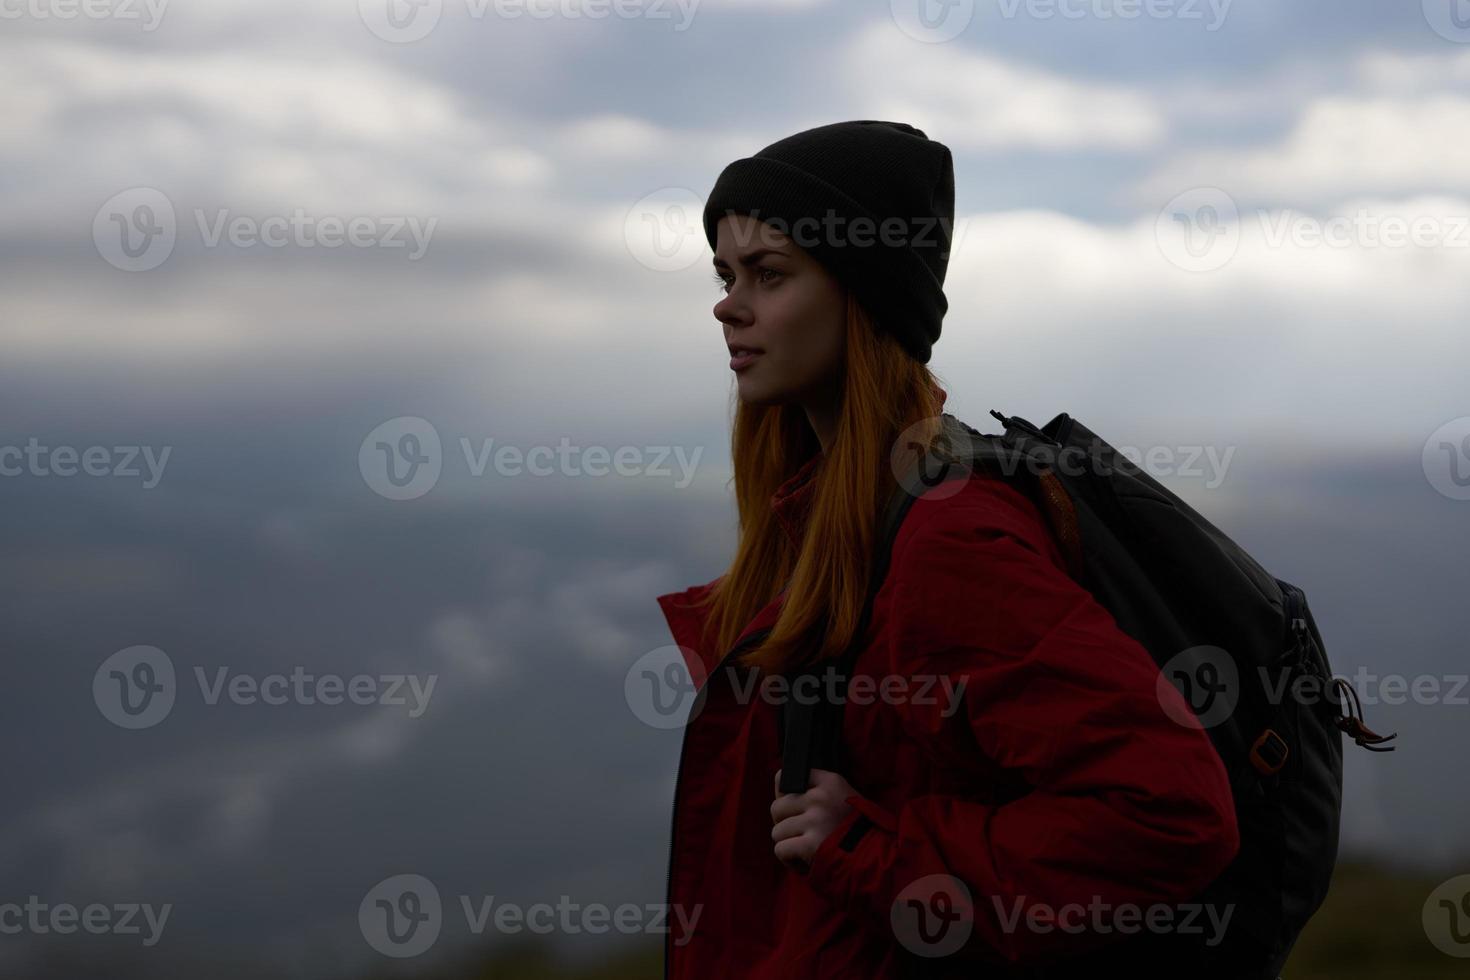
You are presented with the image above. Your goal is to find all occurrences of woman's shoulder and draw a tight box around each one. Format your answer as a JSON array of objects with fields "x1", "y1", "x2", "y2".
[
  {"x1": 893, "y1": 467, "x2": 1069, "y2": 574},
  {"x1": 655, "y1": 573, "x2": 725, "y2": 676}
]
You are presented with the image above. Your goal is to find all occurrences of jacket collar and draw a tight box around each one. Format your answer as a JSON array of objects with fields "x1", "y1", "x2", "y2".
[{"x1": 658, "y1": 386, "x2": 949, "y2": 662}]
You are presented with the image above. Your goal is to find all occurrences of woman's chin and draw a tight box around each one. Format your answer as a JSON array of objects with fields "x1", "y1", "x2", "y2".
[{"x1": 734, "y1": 376, "x2": 789, "y2": 407}]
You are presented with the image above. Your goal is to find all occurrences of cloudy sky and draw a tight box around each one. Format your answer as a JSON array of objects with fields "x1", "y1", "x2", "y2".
[{"x1": 2, "y1": 1, "x2": 1468, "y2": 976}]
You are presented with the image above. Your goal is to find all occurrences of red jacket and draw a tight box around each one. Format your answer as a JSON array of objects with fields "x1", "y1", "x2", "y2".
[{"x1": 655, "y1": 448, "x2": 1240, "y2": 978}]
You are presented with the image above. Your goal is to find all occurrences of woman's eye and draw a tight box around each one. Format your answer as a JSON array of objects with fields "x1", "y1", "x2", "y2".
[{"x1": 711, "y1": 267, "x2": 780, "y2": 293}]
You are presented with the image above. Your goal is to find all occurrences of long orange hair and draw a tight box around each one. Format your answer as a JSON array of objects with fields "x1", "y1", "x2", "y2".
[{"x1": 694, "y1": 290, "x2": 948, "y2": 676}]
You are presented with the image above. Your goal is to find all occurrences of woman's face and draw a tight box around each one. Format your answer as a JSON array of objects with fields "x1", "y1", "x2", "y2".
[{"x1": 712, "y1": 213, "x2": 846, "y2": 408}]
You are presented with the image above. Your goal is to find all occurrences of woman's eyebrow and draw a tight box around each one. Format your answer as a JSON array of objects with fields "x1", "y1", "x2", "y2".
[{"x1": 712, "y1": 247, "x2": 789, "y2": 271}]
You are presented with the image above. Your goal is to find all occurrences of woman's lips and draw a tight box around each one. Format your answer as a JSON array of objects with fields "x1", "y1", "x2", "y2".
[{"x1": 730, "y1": 351, "x2": 763, "y2": 371}]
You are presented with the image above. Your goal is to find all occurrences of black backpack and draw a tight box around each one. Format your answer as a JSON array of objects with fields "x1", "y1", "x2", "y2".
[{"x1": 776, "y1": 410, "x2": 1396, "y2": 979}]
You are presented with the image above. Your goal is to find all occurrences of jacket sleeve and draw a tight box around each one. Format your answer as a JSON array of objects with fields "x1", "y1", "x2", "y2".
[{"x1": 801, "y1": 476, "x2": 1240, "y2": 965}]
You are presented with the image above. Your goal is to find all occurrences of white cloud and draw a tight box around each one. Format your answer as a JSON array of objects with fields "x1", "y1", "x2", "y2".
[
  {"x1": 1136, "y1": 94, "x2": 1470, "y2": 204},
  {"x1": 1137, "y1": 48, "x2": 1470, "y2": 205},
  {"x1": 0, "y1": 38, "x2": 553, "y2": 223},
  {"x1": 548, "y1": 112, "x2": 760, "y2": 174},
  {"x1": 1, "y1": 29, "x2": 1464, "y2": 458},
  {"x1": 4, "y1": 39, "x2": 474, "y2": 145},
  {"x1": 932, "y1": 198, "x2": 1470, "y2": 452},
  {"x1": 1353, "y1": 47, "x2": 1470, "y2": 92},
  {"x1": 836, "y1": 22, "x2": 1166, "y2": 151},
  {"x1": 558, "y1": 113, "x2": 674, "y2": 161}
]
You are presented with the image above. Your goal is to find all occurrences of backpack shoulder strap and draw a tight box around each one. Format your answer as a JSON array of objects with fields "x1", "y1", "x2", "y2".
[{"x1": 777, "y1": 412, "x2": 985, "y2": 793}]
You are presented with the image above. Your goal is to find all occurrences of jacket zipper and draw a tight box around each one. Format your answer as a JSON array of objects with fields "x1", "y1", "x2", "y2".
[{"x1": 663, "y1": 623, "x2": 775, "y2": 979}]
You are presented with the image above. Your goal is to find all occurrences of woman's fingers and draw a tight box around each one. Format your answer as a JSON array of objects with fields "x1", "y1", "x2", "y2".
[
  {"x1": 770, "y1": 813, "x2": 808, "y2": 842},
  {"x1": 770, "y1": 767, "x2": 854, "y2": 873},
  {"x1": 770, "y1": 793, "x2": 804, "y2": 822}
]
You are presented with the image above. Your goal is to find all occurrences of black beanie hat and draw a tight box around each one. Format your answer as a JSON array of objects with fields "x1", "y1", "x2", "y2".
[{"x1": 702, "y1": 120, "x2": 955, "y2": 364}]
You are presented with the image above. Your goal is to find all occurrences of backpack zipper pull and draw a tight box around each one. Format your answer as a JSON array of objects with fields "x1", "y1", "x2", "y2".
[{"x1": 1330, "y1": 677, "x2": 1398, "y2": 751}]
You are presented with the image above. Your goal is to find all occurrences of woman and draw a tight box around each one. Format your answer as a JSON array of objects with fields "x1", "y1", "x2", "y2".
[{"x1": 655, "y1": 120, "x2": 1240, "y2": 978}]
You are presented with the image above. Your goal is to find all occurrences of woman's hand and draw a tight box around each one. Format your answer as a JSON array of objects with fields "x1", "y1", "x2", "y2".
[{"x1": 771, "y1": 768, "x2": 856, "y2": 873}]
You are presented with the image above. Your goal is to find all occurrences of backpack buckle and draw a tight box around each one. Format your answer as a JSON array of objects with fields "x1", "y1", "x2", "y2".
[{"x1": 1250, "y1": 728, "x2": 1289, "y2": 775}]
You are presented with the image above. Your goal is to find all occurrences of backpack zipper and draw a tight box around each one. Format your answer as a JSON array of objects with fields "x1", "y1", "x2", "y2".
[
  {"x1": 1279, "y1": 583, "x2": 1318, "y2": 676},
  {"x1": 1280, "y1": 581, "x2": 1396, "y2": 752},
  {"x1": 663, "y1": 624, "x2": 774, "y2": 978}
]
